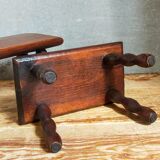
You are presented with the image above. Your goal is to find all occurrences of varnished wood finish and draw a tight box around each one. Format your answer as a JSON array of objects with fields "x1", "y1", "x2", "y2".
[
  {"x1": 13, "y1": 42, "x2": 124, "y2": 124},
  {"x1": 108, "y1": 88, "x2": 157, "y2": 123},
  {"x1": 0, "y1": 74, "x2": 159, "y2": 159},
  {"x1": 104, "y1": 53, "x2": 155, "y2": 67},
  {"x1": 37, "y1": 104, "x2": 62, "y2": 153},
  {"x1": 0, "y1": 33, "x2": 63, "y2": 59},
  {"x1": 31, "y1": 65, "x2": 57, "y2": 84}
]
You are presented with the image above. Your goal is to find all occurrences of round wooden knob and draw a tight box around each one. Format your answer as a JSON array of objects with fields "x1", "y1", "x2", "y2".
[
  {"x1": 41, "y1": 71, "x2": 57, "y2": 84},
  {"x1": 50, "y1": 133, "x2": 62, "y2": 153},
  {"x1": 146, "y1": 55, "x2": 155, "y2": 67},
  {"x1": 137, "y1": 106, "x2": 157, "y2": 123}
]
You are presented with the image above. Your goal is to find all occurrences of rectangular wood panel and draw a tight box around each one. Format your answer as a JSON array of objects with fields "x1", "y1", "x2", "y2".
[
  {"x1": 0, "y1": 33, "x2": 63, "y2": 59},
  {"x1": 13, "y1": 42, "x2": 124, "y2": 124}
]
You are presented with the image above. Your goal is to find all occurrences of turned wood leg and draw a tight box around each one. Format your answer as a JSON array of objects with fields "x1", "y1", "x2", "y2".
[
  {"x1": 107, "y1": 88, "x2": 157, "y2": 123},
  {"x1": 36, "y1": 104, "x2": 62, "y2": 153},
  {"x1": 103, "y1": 53, "x2": 155, "y2": 68}
]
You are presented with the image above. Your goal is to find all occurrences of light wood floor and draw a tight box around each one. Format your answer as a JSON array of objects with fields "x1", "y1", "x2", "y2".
[{"x1": 0, "y1": 74, "x2": 160, "y2": 160}]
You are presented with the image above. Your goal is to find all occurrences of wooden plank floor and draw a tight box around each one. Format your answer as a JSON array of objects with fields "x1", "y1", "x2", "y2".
[{"x1": 0, "y1": 74, "x2": 160, "y2": 160}]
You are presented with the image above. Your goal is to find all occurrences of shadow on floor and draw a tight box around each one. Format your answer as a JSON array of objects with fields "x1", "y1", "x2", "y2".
[{"x1": 33, "y1": 122, "x2": 51, "y2": 153}]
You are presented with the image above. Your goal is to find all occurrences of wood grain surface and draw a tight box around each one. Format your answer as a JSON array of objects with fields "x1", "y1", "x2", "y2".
[
  {"x1": 13, "y1": 42, "x2": 124, "y2": 124},
  {"x1": 0, "y1": 73, "x2": 159, "y2": 160},
  {"x1": 0, "y1": 33, "x2": 63, "y2": 59}
]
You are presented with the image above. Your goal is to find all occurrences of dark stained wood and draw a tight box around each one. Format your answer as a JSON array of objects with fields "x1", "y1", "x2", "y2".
[
  {"x1": 0, "y1": 33, "x2": 63, "y2": 59},
  {"x1": 13, "y1": 42, "x2": 124, "y2": 124},
  {"x1": 37, "y1": 104, "x2": 62, "y2": 153},
  {"x1": 103, "y1": 53, "x2": 155, "y2": 68},
  {"x1": 107, "y1": 88, "x2": 157, "y2": 123},
  {"x1": 30, "y1": 65, "x2": 57, "y2": 84}
]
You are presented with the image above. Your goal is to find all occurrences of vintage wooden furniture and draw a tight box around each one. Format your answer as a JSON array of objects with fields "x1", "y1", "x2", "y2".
[{"x1": 0, "y1": 33, "x2": 157, "y2": 153}]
